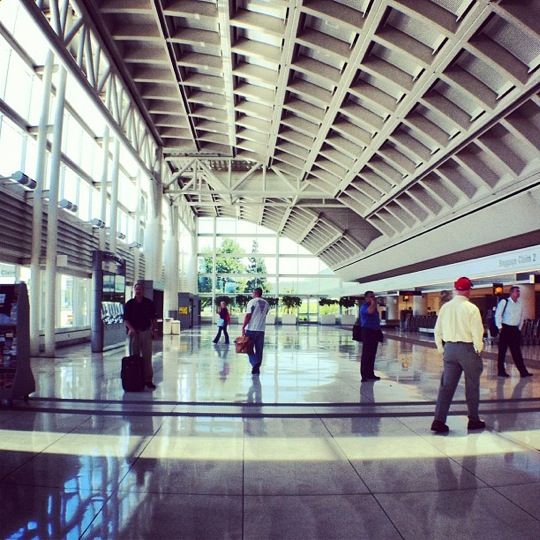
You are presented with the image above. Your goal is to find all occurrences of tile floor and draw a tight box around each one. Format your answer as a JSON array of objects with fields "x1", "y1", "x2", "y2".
[{"x1": 0, "y1": 324, "x2": 539, "y2": 539}]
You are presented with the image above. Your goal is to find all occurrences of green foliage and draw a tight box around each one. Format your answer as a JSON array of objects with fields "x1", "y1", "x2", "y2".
[
  {"x1": 215, "y1": 295, "x2": 232, "y2": 306},
  {"x1": 318, "y1": 298, "x2": 338, "y2": 306},
  {"x1": 199, "y1": 238, "x2": 269, "y2": 295},
  {"x1": 266, "y1": 296, "x2": 279, "y2": 308},
  {"x1": 200, "y1": 297, "x2": 213, "y2": 310},
  {"x1": 281, "y1": 295, "x2": 302, "y2": 314},
  {"x1": 235, "y1": 294, "x2": 251, "y2": 310},
  {"x1": 339, "y1": 297, "x2": 356, "y2": 309},
  {"x1": 244, "y1": 240, "x2": 269, "y2": 293}
]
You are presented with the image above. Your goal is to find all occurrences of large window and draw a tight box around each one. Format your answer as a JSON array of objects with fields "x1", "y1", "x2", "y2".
[
  {"x1": 0, "y1": 0, "x2": 155, "y2": 337},
  {"x1": 197, "y1": 217, "x2": 347, "y2": 316},
  {"x1": 59, "y1": 274, "x2": 90, "y2": 328}
]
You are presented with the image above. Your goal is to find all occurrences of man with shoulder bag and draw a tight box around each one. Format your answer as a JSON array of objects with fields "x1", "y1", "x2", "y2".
[{"x1": 359, "y1": 290, "x2": 382, "y2": 382}]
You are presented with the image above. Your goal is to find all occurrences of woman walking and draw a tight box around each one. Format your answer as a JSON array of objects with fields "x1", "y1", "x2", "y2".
[{"x1": 213, "y1": 300, "x2": 230, "y2": 344}]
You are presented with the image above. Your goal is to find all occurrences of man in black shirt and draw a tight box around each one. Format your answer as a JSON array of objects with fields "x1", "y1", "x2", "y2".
[{"x1": 124, "y1": 282, "x2": 157, "y2": 389}]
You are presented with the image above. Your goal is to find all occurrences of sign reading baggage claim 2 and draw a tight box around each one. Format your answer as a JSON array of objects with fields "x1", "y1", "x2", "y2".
[{"x1": 497, "y1": 249, "x2": 538, "y2": 270}]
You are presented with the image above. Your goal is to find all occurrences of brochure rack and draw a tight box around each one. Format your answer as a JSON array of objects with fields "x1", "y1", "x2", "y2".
[{"x1": 0, "y1": 282, "x2": 35, "y2": 404}]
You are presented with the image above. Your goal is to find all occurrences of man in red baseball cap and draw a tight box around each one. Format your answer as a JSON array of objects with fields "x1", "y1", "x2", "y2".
[{"x1": 431, "y1": 277, "x2": 486, "y2": 433}]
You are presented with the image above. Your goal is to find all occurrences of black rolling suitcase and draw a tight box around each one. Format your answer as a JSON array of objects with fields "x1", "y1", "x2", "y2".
[{"x1": 121, "y1": 355, "x2": 145, "y2": 391}]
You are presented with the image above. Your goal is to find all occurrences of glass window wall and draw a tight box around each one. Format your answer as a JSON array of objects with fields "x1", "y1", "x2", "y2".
[{"x1": 197, "y1": 217, "x2": 347, "y2": 321}]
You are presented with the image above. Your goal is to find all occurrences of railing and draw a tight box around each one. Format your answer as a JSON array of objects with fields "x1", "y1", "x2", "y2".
[{"x1": 401, "y1": 314, "x2": 540, "y2": 345}]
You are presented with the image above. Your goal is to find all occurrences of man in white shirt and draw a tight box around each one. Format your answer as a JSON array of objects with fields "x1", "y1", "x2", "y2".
[
  {"x1": 495, "y1": 286, "x2": 532, "y2": 378},
  {"x1": 431, "y1": 277, "x2": 486, "y2": 434},
  {"x1": 242, "y1": 287, "x2": 270, "y2": 375}
]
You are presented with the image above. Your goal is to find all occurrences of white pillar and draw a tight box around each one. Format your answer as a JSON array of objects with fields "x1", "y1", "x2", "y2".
[
  {"x1": 30, "y1": 50, "x2": 53, "y2": 355},
  {"x1": 412, "y1": 295, "x2": 427, "y2": 316},
  {"x1": 98, "y1": 125, "x2": 110, "y2": 251},
  {"x1": 190, "y1": 228, "x2": 198, "y2": 293},
  {"x1": 143, "y1": 217, "x2": 158, "y2": 281},
  {"x1": 385, "y1": 296, "x2": 398, "y2": 319},
  {"x1": 519, "y1": 284, "x2": 535, "y2": 320},
  {"x1": 44, "y1": 64, "x2": 67, "y2": 356},
  {"x1": 164, "y1": 204, "x2": 179, "y2": 317},
  {"x1": 133, "y1": 173, "x2": 142, "y2": 281},
  {"x1": 109, "y1": 138, "x2": 120, "y2": 253}
]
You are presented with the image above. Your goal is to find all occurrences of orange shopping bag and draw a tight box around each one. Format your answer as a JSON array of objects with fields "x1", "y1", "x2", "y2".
[{"x1": 234, "y1": 335, "x2": 253, "y2": 354}]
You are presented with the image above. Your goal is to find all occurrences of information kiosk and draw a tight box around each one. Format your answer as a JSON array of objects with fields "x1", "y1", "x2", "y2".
[
  {"x1": 91, "y1": 250, "x2": 127, "y2": 352},
  {"x1": 0, "y1": 282, "x2": 35, "y2": 404}
]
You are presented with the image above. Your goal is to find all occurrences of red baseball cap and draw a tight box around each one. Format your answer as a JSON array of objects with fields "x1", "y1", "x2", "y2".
[{"x1": 454, "y1": 276, "x2": 473, "y2": 291}]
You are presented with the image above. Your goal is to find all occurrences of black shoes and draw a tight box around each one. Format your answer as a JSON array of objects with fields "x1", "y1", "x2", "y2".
[
  {"x1": 431, "y1": 420, "x2": 449, "y2": 433},
  {"x1": 251, "y1": 363, "x2": 261, "y2": 375},
  {"x1": 467, "y1": 418, "x2": 486, "y2": 430},
  {"x1": 499, "y1": 371, "x2": 533, "y2": 378},
  {"x1": 431, "y1": 419, "x2": 486, "y2": 433},
  {"x1": 146, "y1": 382, "x2": 157, "y2": 390},
  {"x1": 361, "y1": 376, "x2": 381, "y2": 382}
]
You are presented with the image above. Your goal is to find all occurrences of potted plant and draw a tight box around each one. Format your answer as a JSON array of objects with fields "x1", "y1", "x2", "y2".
[
  {"x1": 339, "y1": 296, "x2": 357, "y2": 325},
  {"x1": 233, "y1": 294, "x2": 250, "y2": 324},
  {"x1": 318, "y1": 298, "x2": 338, "y2": 325},
  {"x1": 265, "y1": 296, "x2": 278, "y2": 325},
  {"x1": 281, "y1": 295, "x2": 302, "y2": 325}
]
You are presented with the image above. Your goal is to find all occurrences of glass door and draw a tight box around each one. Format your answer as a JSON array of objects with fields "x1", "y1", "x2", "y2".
[{"x1": 298, "y1": 296, "x2": 319, "y2": 324}]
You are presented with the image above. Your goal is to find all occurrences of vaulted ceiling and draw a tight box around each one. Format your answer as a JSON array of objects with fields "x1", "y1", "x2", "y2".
[{"x1": 59, "y1": 1, "x2": 540, "y2": 278}]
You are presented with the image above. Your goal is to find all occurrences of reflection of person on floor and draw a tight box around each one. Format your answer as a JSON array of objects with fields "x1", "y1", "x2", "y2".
[
  {"x1": 247, "y1": 375, "x2": 262, "y2": 404},
  {"x1": 352, "y1": 381, "x2": 379, "y2": 436},
  {"x1": 495, "y1": 286, "x2": 533, "y2": 378},
  {"x1": 494, "y1": 378, "x2": 528, "y2": 432},
  {"x1": 242, "y1": 287, "x2": 270, "y2": 375},
  {"x1": 244, "y1": 376, "x2": 264, "y2": 436},
  {"x1": 434, "y1": 454, "x2": 478, "y2": 517},
  {"x1": 214, "y1": 343, "x2": 230, "y2": 381},
  {"x1": 431, "y1": 277, "x2": 485, "y2": 434},
  {"x1": 213, "y1": 300, "x2": 230, "y2": 344}
]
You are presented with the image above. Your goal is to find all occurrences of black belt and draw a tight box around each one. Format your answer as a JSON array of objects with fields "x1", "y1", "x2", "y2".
[
  {"x1": 445, "y1": 341, "x2": 472, "y2": 345},
  {"x1": 502, "y1": 323, "x2": 518, "y2": 328}
]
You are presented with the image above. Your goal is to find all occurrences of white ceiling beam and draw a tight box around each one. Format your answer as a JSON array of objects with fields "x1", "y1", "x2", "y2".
[
  {"x1": 217, "y1": 0, "x2": 237, "y2": 154},
  {"x1": 265, "y1": 0, "x2": 302, "y2": 164}
]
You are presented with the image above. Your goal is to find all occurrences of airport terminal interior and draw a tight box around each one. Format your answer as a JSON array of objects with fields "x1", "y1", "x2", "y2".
[{"x1": 0, "y1": 0, "x2": 539, "y2": 538}]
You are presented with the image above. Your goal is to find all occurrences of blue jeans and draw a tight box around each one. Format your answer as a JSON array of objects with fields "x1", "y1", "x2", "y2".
[{"x1": 246, "y1": 330, "x2": 265, "y2": 367}]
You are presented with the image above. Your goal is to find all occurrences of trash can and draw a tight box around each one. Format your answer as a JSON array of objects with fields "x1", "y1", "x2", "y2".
[
  {"x1": 171, "y1": 320, "x2": 181, "y2": 334},
  {"x1": 163, "y1": 318, "x2": 172, "y2": 335}
]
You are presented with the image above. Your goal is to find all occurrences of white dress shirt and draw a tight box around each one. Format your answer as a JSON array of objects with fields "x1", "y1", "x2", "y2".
[
  {"x1": 434, "y1": 295, "x2": 484, "y2": 354},
  {"x1": 494, "y1": 297, "x2": 522, "y2": 329}
]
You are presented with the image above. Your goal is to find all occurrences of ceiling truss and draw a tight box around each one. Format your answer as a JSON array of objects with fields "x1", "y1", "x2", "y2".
[{"x1": 29, "y1": 0, "x2": 540, "y2": 272}]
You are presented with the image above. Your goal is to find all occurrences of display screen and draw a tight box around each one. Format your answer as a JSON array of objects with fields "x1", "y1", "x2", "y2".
[
  {"x1": 115, "y1": 274, "x2": 125, "y2": 294},
  {"x1": 103, "y1": 274, "x2": 115, "y2": 293}
]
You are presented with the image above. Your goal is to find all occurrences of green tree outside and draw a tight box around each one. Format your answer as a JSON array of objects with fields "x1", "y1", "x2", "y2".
[{"x1": 244, "y1": 240, "x2": 269, "y2": 293}]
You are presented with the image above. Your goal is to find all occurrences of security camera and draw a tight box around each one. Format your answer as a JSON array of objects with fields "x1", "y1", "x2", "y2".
[
  {"x1": 58, "y1": 199, "x2": 78, "y2": 212},
  {"x1": 117, "y1": 232, "x2": 126, "y2": 240},
  {"x1": 89, "y1": 218, "x2": 106, "y2": 228},
  {"x1": 11, "y1": 171, "x2": 37, "y2": 190}
]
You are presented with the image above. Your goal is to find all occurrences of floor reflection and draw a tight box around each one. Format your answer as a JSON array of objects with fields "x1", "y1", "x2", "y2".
[{"x1": 0, "y1": 325, "x2": 538, "y2": 538}]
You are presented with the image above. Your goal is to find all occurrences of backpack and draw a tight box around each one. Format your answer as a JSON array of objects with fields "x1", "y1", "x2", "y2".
[{"x1": 490, "y1": 298, "x2": 509, "y2": 337}]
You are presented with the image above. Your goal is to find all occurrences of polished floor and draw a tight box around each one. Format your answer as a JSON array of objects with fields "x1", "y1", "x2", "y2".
[{"x1": 0, "y1": 325, "x2": 539, "y2": 539}]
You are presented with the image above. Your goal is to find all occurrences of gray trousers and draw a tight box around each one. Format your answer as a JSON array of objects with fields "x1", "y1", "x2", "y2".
[
  {"x1": 434, "y1": 342, "x2": 483, "y2": 423},
  {"x1": 128, "y1": 329, "x2": 153, "y2": 383}
]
